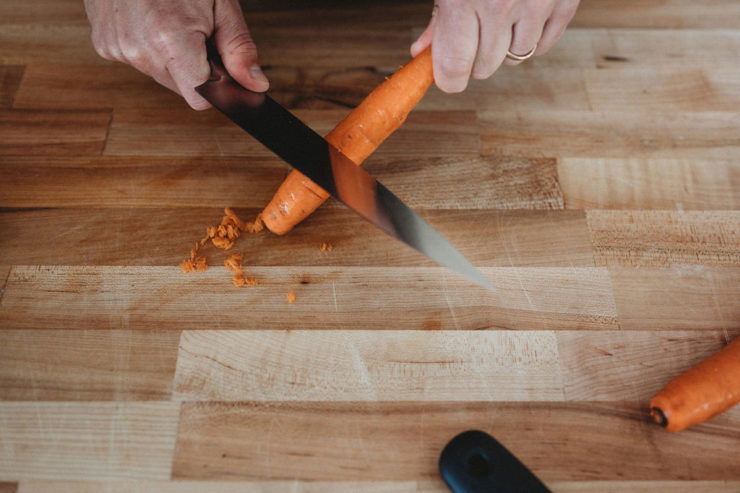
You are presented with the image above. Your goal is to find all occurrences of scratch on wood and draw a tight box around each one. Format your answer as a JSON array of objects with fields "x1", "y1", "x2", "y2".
[{"x1": 442, "y1": 273, "x2": 460, "y2": 329}]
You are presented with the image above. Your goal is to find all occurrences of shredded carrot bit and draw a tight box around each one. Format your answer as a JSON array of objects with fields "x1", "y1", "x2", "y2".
[
  {"x1": 180, "y1": 208, "x2": 264, "y2": 288},
  {"x1": 319, "y1": 242, "x2": 333, "y2": 252},
  {"x1": 286, "y1": 291, "x2": 296, "y2": 303}
]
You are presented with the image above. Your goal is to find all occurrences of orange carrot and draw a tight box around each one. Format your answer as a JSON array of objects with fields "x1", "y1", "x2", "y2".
[
  {"x1": 649, "y1": 338, "x2": 740, "y2": 431},
  {"x1": 285, "y1": 291, "x2": 296, "y2": 304},
  {"x1": 261, "y1": 47, "x2": 434, "y2": 235}
]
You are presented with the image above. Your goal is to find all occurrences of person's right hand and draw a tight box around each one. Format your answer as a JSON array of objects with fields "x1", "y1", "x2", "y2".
[{"x1": 84, "y1": 0, "x2": 269, "y2": 110}]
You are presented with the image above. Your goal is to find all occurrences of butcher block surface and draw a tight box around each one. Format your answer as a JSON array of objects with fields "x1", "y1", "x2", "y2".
[{"x1": 1, "y1": 0, "x2": 739, "y2": 491}]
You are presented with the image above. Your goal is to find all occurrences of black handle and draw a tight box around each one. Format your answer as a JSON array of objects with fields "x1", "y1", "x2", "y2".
[{"x1": 439, "y1": 430, "x2": 551, "y2": 493}]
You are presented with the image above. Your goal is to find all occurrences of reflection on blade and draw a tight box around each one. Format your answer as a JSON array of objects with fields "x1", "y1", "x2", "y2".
[{"x1": 196, "y1": 48, "x2": 494, "y2": 290}]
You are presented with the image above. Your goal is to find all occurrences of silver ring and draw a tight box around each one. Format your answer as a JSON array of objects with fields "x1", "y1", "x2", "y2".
[{"x1": 506, "y1": 43, "x2": 537, "y2": 61}]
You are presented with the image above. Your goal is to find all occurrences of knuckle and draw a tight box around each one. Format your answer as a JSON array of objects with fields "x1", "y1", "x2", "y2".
[{"x1": 226, "y1": 31, "x2": 257, "y2": 54}]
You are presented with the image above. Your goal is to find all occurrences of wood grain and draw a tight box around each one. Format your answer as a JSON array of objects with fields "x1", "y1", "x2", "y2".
[
  {"x1": 13, "y1": 63, "x2": 181, "y2": 110},
  {"x1": 0, "y1": 66, "x2": 23, "y2": 108},
  {"x1": 0, "y1": 208, "x2": 593, "y2": 268},
  {"x1": 16, "y1": 480, "x2": 447, "y2": 493},
  {"x1": 172, "y1": 401, "x2": 740, "y2": 481},
  {"x1": 0, "y1": 402, "x2": 180, "y2": 481},
  {"x1": 571, "y1": 0, "x2": 740, "y2": 28},
  {"x1": 0, "y1": 330, "x2": 180, "y2": 401},
  {"x1": 173, "y1": 330, "x2": 563, "y2": 402},
  {"x1": 0, "y1": 154, "x2": 564, "y2": 209},
  {"x1": 611, "y1": 267, "x2": 740, "y2": 330},
  {"x1": 557, "y1": 330, "x2": 740, "y2": 401},
  {"x1": 0, "y1": 483, "x2": 16, "y2": 493},
  {"x1": 0, "y1": 266, "x2": 617, "y2": 331},
  {"x1": 104, "y1": 109, "x2": 479, "y2": 158},
  {"x1": 587, "y1": 211, "x2": 740, "y2": 267},
  {"x1": 585, "y1": 67, "x2": 740, "y2": 112},
  {"x1": 13, "y1": 480, "x2": 740, "y2": 493},
  {"x1": 479, "y1": 111, "x2": 740, "y2": 160},
  {"x1": 557, "y1": 158, "x2": 739, "y2": 210},
  {"x1": 0, "y1": 109, "x2": 110, "y2": 156}
]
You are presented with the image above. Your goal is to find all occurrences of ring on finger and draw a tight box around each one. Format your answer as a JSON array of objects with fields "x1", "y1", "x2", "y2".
[{"x1": 506, "y1": 43, "x2": 537, "y2": 61}]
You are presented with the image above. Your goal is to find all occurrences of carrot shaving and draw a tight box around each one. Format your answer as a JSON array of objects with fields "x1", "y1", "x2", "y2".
[
  {"x1": 319, "y1": 242, "x2": 333, "y2": 252},
  {"x1": 286, "y1": 291, "x2": 296, "y2": 303}
]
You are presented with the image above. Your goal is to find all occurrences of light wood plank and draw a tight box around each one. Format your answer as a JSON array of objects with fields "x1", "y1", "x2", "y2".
[
  {"x1": 0, "y1": 402, "x2": 180, "y2": 481},
  {"x1": 15, "y1": 480, "x2": 740, "y2": 493},
  {"x1": 557, "y1": 158, "x2": 739, "y2": 210},
  {"x1": 587, "y1": 211, "x2": 740, "y2": 267},
  {"x1": 0, "y1": 154, "x2": 564, "y2": 209},
  {"x1": 0, "y1": 25, "x2": 100, "y2": 65},
  {"x1": 173, "y1": 330, "x2": 563, "y2": 402},
  {"x1": 172, "y1": 401, "x2": 740, "y2": 481},
  {"x1": 0, "y1": 109, "x2": 109, "y2": 156},
  {"x1": 557, "y1": 330, "x2": 740, "y2": 401},
  {"x1": 17, "y1": 480, "x2": 446, "y2": 493},
  {"x1": 572, "y1": 0, "x2": 740, "y2": 28},
  {"x1": 104, "y1": 109, "x2": 479, "y2": 158},
  {"x1": 479, "y1": 111, "x2": 740, "y2": 160},
  {"x1": 0, "y1": 66, "x2": 23, "y2": 109},
  {"x1": 585, "y1": 67, "x2": 740, "y2": 112},
  {"x1": 0, "y1": 266, "x2": 618, "y2": 331},
  {"x1": 552, "y1": 482, "x2": 740, "y2": 493},
  {"x1": 611, "y1": 267, "x2": 740, "y2": 330},
  {"x1": 0, "y1": 330, "x2": 180, "y2": 401}
]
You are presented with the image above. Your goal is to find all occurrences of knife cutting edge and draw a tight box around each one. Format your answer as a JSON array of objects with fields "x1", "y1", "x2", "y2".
[{"x1": 196, "y1": 44, "x2": 494, "y2": 291}]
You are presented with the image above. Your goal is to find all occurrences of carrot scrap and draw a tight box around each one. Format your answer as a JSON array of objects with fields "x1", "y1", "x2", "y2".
[
  {"x1": 224, "y1": 253, "x2": 245, "y2": 272},
  {"x1": 319, "y1": 242, "x2": 333, "y2": 252},
  {"x1": 649, "y1": 338, "x2": 740, "y2": 432},
  {"x1": 286, "y1": 291, "x2": 296, "y2": 303}
]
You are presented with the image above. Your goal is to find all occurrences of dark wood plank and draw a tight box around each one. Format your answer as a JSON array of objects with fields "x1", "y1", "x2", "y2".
[
  {"x1": 0, "y1": 266, "x2": 617, "y2": 331},
  {"x1": 587, "y1": 211, "x2": 740, "y2": 267},
  {"x1": 172, "y1": 401, "x2": 740, "y2": 481},
  {"x1": 611, "y1": 267, "x2": 740, "y2": 330},
  {"x1": 0, "y1": 483, "x2": 16, "y2": 493},
  {"x1": 104, "y1": 109, "x2": 479, "y2": 158},
  {"x1": 0, "y1": 208, "x2": 593, "y2": 267},
  {"x1": 0, "y1": 109, "x2": 110, "y2": 156},
  {"x1": 0, "y1": 154, "x2": 562, "y2": 209},
  {"x1": 0, "y1": 330, "x2": 180, "y2": 401},
  {"x1": 0, "y1": 66, "x2": 24, "y2": 108}
]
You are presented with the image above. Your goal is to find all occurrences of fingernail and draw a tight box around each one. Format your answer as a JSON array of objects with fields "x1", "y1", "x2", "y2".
[{"x1": 249, "y1": 64, "x2": 268, "y2": 85}]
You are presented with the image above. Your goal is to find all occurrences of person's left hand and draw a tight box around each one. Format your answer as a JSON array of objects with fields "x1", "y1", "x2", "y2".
[{"x1": 411, "y1": 0, "x2": 580, "y2": 93}]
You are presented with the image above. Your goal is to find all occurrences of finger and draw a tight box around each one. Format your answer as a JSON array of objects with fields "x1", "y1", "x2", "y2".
[
  {"x1": 535, "y1": 0, "x2": 579, "y2": 56},
  {"x1": 410, "y1": 1, "x2": 438, "y2": 57},
  {"x1": 470, "y1": 14, "x2": 511, "y2": 79},
  {"x1": 432, "y1": 0, "x2": 479, "y2": 93},
  {"x1": 213, "y1": 0, "x2": 269, "y2": 92},
  {"x1": 503, "y1": 17, "x2": 546, "y2": 66},
  {"x1": 163, "y1": 31, "x2": 213, "y2": 110}
]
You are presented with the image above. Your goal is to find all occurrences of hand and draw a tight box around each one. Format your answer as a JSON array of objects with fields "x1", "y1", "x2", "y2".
[
  {"x1": 84, "y1": 0, "x2": 269, "y2": 110},
  {"x1": 410, "y1": 0, "x2": 580, "y2": 93}
]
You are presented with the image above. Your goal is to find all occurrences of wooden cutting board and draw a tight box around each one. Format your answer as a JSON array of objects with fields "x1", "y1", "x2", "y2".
[{"x1": 0, "y1": 0, "x2": 739, "y2": 491}]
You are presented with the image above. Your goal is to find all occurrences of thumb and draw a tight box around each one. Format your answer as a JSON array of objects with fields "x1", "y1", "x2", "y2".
[
  {"x1": 213, "y1": 0, "x2": 269, "y2": 92},
  {"x1": 411, "y1": 1, "x2": 438, "y2": 57}
]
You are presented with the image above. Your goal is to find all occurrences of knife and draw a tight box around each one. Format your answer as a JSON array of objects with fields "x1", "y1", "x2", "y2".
[{"x1": 196, "y1": 44, "x2": 494, "y2": 291}]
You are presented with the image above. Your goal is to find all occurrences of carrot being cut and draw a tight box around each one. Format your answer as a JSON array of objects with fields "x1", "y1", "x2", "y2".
[
  {"x1": 649, "y1": 338, "x2": 740, "y2": 432},
  {"x1": 260, "y1": 46, "x2": 434, "y2": 235}
]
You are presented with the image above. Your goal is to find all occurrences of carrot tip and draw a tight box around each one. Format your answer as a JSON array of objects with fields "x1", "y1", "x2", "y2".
[{"x1": 650, "y1": 407, "x2": 668, "y2": 428}]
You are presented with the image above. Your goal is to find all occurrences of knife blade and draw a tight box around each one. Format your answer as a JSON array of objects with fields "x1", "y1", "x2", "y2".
[{"x1": 196, "y1": 46, "x2": 494, "y2": 291}]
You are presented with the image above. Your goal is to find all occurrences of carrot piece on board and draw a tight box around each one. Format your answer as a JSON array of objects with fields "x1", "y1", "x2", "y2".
[
  {"x1": 649, "y1": 338, "x2": 740, "y2": 432},
  {"x1": 319, "y1": 242, "x2": 333, "y2": 252},
  {"x1": 260, "y1": 47, "x2": 434, "y2": 235},
  {"x1": 286, "y1": 291, "x2": 296, "y2": 303}
]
